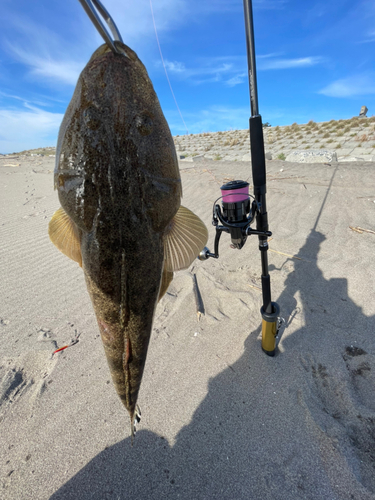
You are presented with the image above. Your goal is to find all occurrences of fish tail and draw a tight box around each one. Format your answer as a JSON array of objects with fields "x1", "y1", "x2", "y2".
[{"x1": 130, "y1": 404, "x2": 142, "y2": 446}]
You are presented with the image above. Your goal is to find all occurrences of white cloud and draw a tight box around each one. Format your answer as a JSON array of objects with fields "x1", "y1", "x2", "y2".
[
  {"x1": 1, "y1": 1, "x2": 302, "y2": 94},
  {"x1": 359, "y1": 30, "x2": 375, "y2": 43},
  {"x1": 8, "y1": 44, "x2": 84, "y2": 86},
  {"x1": 257, "y1": 53, "x2": 284, "y2": 59},
  {"x1": 225, "y1": 73, "x2": 247, "y2": 87},
  {"x1": 258, "y1": 56, "x2": 324, "y2": 70},
  {"x1": 155, "y1": 52, "x2": 326, "y2": 95},
  {"x1": 159, "y1": 53, "x2": 324, "y2": 87},
  {"x1": 190, "y1": 64, "x2": 233, "y2": 84},
  {"x1": 319, "y1": 74, "x2": 375, "y2": 97},
  {"x1": 163, "y1": 60, "x2": 186, "y2": 73},
  {"x1": 2, "y1": 0, "x2": 187, "y2": 89},
  {"x1": 0, "y1": 90, "x2": 65, "y2": 109},
  {"x1": 179, "y1": 62, "x2": 233, "y2": 78},
  {"x1": 106, "y1": 0, "x2": 188, "y2": 42},
  {"x1": 0, "y1": 104, "x2": 63, "y2": 154},
  {"x1": 3, "y1": 15, "x2": 87, "y2": 87},
  {"x1": 167, "y1": 105, "x2": 250, "y2": 135},
  {"x1": 157, "y1": 57, "x2": 236, "y2": 85}
]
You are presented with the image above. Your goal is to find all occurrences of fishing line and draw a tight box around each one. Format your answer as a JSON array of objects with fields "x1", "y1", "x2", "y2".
[{"x1": 149, "y1": 0, "x2": 189, "y2": 135}]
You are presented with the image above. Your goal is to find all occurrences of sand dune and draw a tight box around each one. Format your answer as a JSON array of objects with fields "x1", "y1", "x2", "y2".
[{"x1": 1, "y1": 155, "x2": 375, "y2": 499}]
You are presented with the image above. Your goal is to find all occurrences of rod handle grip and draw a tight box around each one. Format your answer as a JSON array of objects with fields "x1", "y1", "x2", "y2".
[{"x1": 260, "y1": 302, "x2": 280, "y2": 356}]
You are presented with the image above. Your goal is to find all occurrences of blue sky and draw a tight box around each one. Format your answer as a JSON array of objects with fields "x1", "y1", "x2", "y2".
[{"x1": 1, "y1": 0, "x2": 375, "y2": 153}]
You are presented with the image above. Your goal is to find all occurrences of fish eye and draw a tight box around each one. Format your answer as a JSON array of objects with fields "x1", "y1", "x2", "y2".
[
  {"x1": 83, "y1": 106, "x2": 101, "y2": 131},
  {"x1": 135, "y1": 112, "x2": 153, "y2": 136}
]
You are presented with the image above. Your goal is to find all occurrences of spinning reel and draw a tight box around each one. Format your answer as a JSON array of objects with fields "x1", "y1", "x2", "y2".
[{"x1": 198, "y1": 179, "x2": 271, "y2": 260}]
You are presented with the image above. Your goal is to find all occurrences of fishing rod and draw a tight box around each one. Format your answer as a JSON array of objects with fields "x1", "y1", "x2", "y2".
[{"x1": 199, "y1": 0, "x2": 281, "y2": 356}]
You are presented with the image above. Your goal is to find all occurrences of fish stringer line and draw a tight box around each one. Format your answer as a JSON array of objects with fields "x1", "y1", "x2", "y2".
[{"x1": 149, "y1": 0, "x2": 189, "y2": 135}]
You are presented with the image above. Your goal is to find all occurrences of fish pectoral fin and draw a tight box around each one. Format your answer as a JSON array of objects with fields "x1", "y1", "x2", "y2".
[
  {"x1": 164, "y1": 205, "x2": 208, "y2": 272},
  {"x1": 48, "y1": 207, "x2": 82, "y2": 267}
]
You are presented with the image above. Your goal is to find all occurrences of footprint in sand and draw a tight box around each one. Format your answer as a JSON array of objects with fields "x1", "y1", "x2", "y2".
[
  {"x1": 0, "y1": 365, "x2": 30, "y2": 409},
  {"x1": 0, "y1": 351, "x2": 58, "y2": 417},
  {"x1": 301, "y1": 350, "x2": 375, "y2": 495}
]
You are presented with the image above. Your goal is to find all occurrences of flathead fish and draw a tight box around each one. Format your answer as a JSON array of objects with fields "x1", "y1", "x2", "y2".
[{"x1": 49, "y1": 42, "x2": 208, "y2": 439}]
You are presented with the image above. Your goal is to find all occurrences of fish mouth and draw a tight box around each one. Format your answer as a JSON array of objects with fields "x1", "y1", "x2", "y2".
[
  {"x1": 97, "y1": 41, "x2": 130, "y2": 58},
  {"x1": 88, "y1": 41, "x2": 135, "y2": 65},
  {"x1": 114, "y1": 41, "x2": 130, "y2": 58}
]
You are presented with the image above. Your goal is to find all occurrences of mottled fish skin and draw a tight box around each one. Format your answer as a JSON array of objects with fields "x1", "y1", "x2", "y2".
[{"x1": 54, "y1": 42, "x2": 183, "y2": 435}]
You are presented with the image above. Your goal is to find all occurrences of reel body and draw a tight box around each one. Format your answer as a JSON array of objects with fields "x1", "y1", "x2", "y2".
[{"x1": 198, "y1": 179, "x2": 271, "y2": 260}]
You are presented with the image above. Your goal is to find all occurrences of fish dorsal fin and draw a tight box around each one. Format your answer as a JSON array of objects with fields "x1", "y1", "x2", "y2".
[
  {"x1": 164, "y1": 206, "x2": 208, "y2": 272},
  {"x1": 48, "y1": 208, "x2": 82, "y2": 267}
]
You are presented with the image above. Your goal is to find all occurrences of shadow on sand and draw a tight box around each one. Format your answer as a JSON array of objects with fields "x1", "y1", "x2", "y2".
[{"x1": 51, "y1": 208, "x2": 375, "y2": 500}]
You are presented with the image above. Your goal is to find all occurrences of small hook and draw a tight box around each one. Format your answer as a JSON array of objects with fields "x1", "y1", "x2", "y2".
[{"x1": 78, "y1": 0, "x2": 123, "y2": 54}]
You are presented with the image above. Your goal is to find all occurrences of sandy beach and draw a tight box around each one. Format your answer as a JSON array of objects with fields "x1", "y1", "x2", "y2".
[{"x1": 1, "y1": 154, "x2": 375, "y2": 499}]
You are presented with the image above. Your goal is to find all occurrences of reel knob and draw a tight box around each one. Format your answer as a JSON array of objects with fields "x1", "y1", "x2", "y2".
[{"x1": 198, "y1": 247, "x2": 210, "y2": 261}]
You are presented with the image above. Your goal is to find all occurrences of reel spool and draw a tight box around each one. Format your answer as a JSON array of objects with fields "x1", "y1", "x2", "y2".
[{"x1": 220, "y1": 180, "x2": 250, "y2": 249}]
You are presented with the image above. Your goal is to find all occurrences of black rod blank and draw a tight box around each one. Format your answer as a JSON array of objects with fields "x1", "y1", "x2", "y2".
[
  {"x1": 243, "y1": 0, "x2": 273, "y2": 315},
  {"x1": 243, "y1": 0, "x2": 259, "y2": 117}
]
